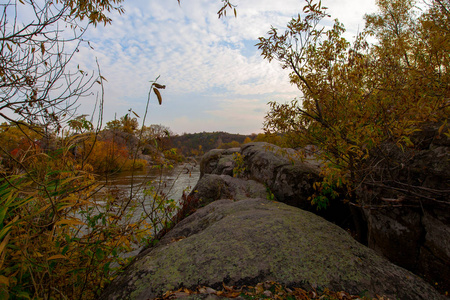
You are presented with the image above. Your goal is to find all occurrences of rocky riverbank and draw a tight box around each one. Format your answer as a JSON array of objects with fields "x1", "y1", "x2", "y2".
[{"x1": 100, "y1": 140, "x2": 447, "y2": 299}]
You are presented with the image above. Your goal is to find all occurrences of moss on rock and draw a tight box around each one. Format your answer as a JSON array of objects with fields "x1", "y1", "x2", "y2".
[{"x1": 100, "y1": 199, "x2": 443, "y2": 300}]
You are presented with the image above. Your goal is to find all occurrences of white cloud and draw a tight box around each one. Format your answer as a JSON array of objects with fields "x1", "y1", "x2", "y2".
[{"x1": 68, "y1": 0, "x2": 377, "y2": 134}]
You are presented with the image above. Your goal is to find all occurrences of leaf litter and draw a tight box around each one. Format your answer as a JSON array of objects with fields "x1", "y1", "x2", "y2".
[{"x1": 153, "y1": 281, "x2": 391, "y2": 299}]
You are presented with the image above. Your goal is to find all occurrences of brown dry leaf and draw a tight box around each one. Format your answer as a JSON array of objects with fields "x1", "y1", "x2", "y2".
[
  {"x1": 154, "y1": 83, "x2": 166, "y2": 89},
  {"x1": 223, "y1": 291, "x2": 242, "y2": 298},
  {"x1": 292, "y1": 287, "x2": 309, "y2": 299},
  {"x1": 47, "y1": 254, "x2": 67, "y2": 260},
  {"x1": 162, "y1": 290, "x2": 172, "y2": 298},
  {"x1": 153, "y1": 88, "x2": 162, "y2": 105},
  {"x1": 170, "y1": 236, "x2": 186, "y2": 243},
  {"x1": 337, "y1": 291, "x2": 351, "y2": 299}
]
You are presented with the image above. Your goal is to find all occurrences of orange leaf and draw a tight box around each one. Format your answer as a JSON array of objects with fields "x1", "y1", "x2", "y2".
[
  {"x1": 55, "y1": 219, "x2": 86, "y2": 226},
  {"x1": 0, "y1": 275, "x2": 8, "y2": 286},
  {"x1": 48, "y1": 254, "x2": 67, "y2": 260}
]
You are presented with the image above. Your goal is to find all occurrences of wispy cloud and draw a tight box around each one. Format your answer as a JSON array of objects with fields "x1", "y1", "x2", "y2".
[{"x1": 71, "y1": 0, "x2": 377, "y2": 134}]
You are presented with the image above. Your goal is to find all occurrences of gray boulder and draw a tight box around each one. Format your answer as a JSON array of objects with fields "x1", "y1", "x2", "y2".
[
  {"x1": 241, "y1": 143, "x2": 320, "y2": 209},
  {"x1": 100, "y1": 198, "x2": 443, "y2": 300},
  {"x1": 200, "y1": 148, "x2": 241, "y2": 178},
  {"x1": 193, "y1": 140, "x2": 449, "y2": 292},
  {"x1": 199, "y1": 143, "x2": 357, "y2": 234},
  {"x1": 189, "y1": 174, "x2": 269, "y2": 206},
  {"x1": 200, "y1": 143, "x2": 321, "y2": 209}
]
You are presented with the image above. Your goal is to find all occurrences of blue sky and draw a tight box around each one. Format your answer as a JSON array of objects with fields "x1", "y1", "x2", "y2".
[{"x1": 74, "y1": 0, "x2": 378, "y2": 135}]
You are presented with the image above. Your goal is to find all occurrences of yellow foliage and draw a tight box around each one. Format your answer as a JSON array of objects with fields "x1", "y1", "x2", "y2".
[
  {"x1": 80, "y1": 138, "x2": 129, "y2": 173},
  {"x1": 163, "y1": 148, "x2": 184, "y2": 162},
  {"x1": 258, "y1": 0, "x2": 450, "y2": 204},
  {"x1": 0, "y1": 143, "x2": 153, "y2": 298},
  {"x1": 121, "y1": 158, "x2": 148, "y2": 171},
  {"x1": 243, "y1": 137, "x2": 252, "y2": 144}
]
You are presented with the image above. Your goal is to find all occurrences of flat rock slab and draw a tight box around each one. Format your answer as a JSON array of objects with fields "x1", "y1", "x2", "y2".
[{"x1": 100, "y1": 199, "x2": 443, "y2": 300}]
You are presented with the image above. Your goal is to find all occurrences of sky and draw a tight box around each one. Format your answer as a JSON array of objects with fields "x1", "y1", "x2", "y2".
[{"x1": 73, "y1": 0, "x2": 378, "y2": 135}]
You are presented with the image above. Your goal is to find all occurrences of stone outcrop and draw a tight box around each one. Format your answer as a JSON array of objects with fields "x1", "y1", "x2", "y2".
[
  {"x1": 198, "y1": 143, "x2": 321, "y2": 209},
  {"x1": 100, "y1": 140, "x2": 447, "y2": 299},
  {"x1": 189, "y1": 174, "x2": 269, "y2": 205},
  {"x1": 197, "y1": 141, "x2": 449, "y2": 292},
  {"x1": 241, "y1": 143, "x2": 320, "y2": 209},
  {"x1": 200, "y1": 148, "x2": 240, "y2": 178},
  {"x1": 196, "y1": 142, "x2": 358, "y2": 233},
  {"x1": 101, "y1": 198, "x2": 444, "y2": 300},
  {"x1": 356, "y1": 123, "x2": 450, "y2": 291}
]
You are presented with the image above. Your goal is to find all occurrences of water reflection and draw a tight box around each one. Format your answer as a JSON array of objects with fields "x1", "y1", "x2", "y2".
[{"x1": 100, "y1": 162, "x2": 200, "y2": 202}]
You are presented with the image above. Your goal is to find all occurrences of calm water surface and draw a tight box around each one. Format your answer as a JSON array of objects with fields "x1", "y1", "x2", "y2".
[
  {"x1": 97, "y1": 162, "x2": 201, "y2": 257},
  {"x1": 101, "y1": 162, "x2": 200, "y2": 202}
]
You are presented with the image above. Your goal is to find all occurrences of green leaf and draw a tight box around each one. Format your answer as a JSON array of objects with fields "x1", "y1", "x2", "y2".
[{"x1": 95, "y1": 248, "x2": 105, "y2": 260}]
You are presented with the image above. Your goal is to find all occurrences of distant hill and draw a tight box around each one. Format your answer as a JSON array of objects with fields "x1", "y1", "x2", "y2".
[{"x1": 171, "y1": 132, "x2": 254, "y2": 156}]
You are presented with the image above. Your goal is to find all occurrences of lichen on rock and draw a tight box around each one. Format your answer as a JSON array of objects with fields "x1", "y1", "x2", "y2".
[{"x1": 100, "y1": 198, "x2": 444, "y2": 300}]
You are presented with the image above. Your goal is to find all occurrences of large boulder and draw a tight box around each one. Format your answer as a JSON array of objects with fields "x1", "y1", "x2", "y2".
[
  {"x1": 199, "y1": 143, "x2": 321, "y2": 210},
  {"x1": 200, "y1": 140, "x2": 449, "y2": 291},
  {"x1": 241, "y1": 143, "x2": 320, "y2": 209},
  {"x1": 198, "y1": 143, "x2": 358, "y2": 237},
  {"x1": 200, "y1": 148, "x2": 241, "y2": 178},
  {"x1": 100, "y1": 198, "x2": 443, "y2": 300}
]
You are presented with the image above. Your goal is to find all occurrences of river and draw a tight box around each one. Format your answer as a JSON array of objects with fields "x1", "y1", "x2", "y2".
[
  {"x1": 93, "y1": 162, "x2": 201, "y2": 257},
  {"x1": 101, "y1": 161, "x2": 201, "y2": 203}
]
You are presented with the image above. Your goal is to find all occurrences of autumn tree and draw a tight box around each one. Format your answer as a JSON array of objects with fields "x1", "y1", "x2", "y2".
[
  {"x1": 258, "y1": 0, "x2": 449, "y2": 205},
  {"x1": 243, "y1": 136, "x2": 252, "y2": 144},
  {"x1": 139, "y1": 124, "x2": 172, "y2": 151},
  {"x1": 105, "y1": 114, "x2": 139, "y2": 134},
  {"x1": 0, "y1": 0, "x2": 126, "y2": 132},
  {"x1": 141, "y1": 124, "x2": 172, "y2": 141},
  {"x1": 0, "y1": 1, "x2": 136, "y2": 298},
  {"x1": 0, "y1": 0, "x2": 235, "y2": 131}
]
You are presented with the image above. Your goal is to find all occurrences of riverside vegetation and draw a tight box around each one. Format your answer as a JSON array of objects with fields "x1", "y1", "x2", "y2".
[
  {"x1": 0, "y1": 0, "x2": 245, "y2": 297},
  {"x1": 1, "y1": 0, "x2": 449, "y2": 299}
]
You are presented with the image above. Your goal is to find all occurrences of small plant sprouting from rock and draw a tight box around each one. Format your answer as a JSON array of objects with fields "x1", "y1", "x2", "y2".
[
  {"x1": 232, "y1": 152, "x2": 246, "y2": 178},
  {"x1": 310, "y1": 181, "x2": 340, "y2": 210},
  {"x1": 266, "y1": 185, "x2": 275, "y2": 201}
]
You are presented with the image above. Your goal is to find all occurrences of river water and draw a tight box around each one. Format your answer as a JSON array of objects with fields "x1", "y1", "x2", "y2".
[
  {"x1": 101, "y1": 161, "x2": 201, "y2": 204},
  {"x1": 94, "y1": 162, "x2": 201, "y2": 257}
]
